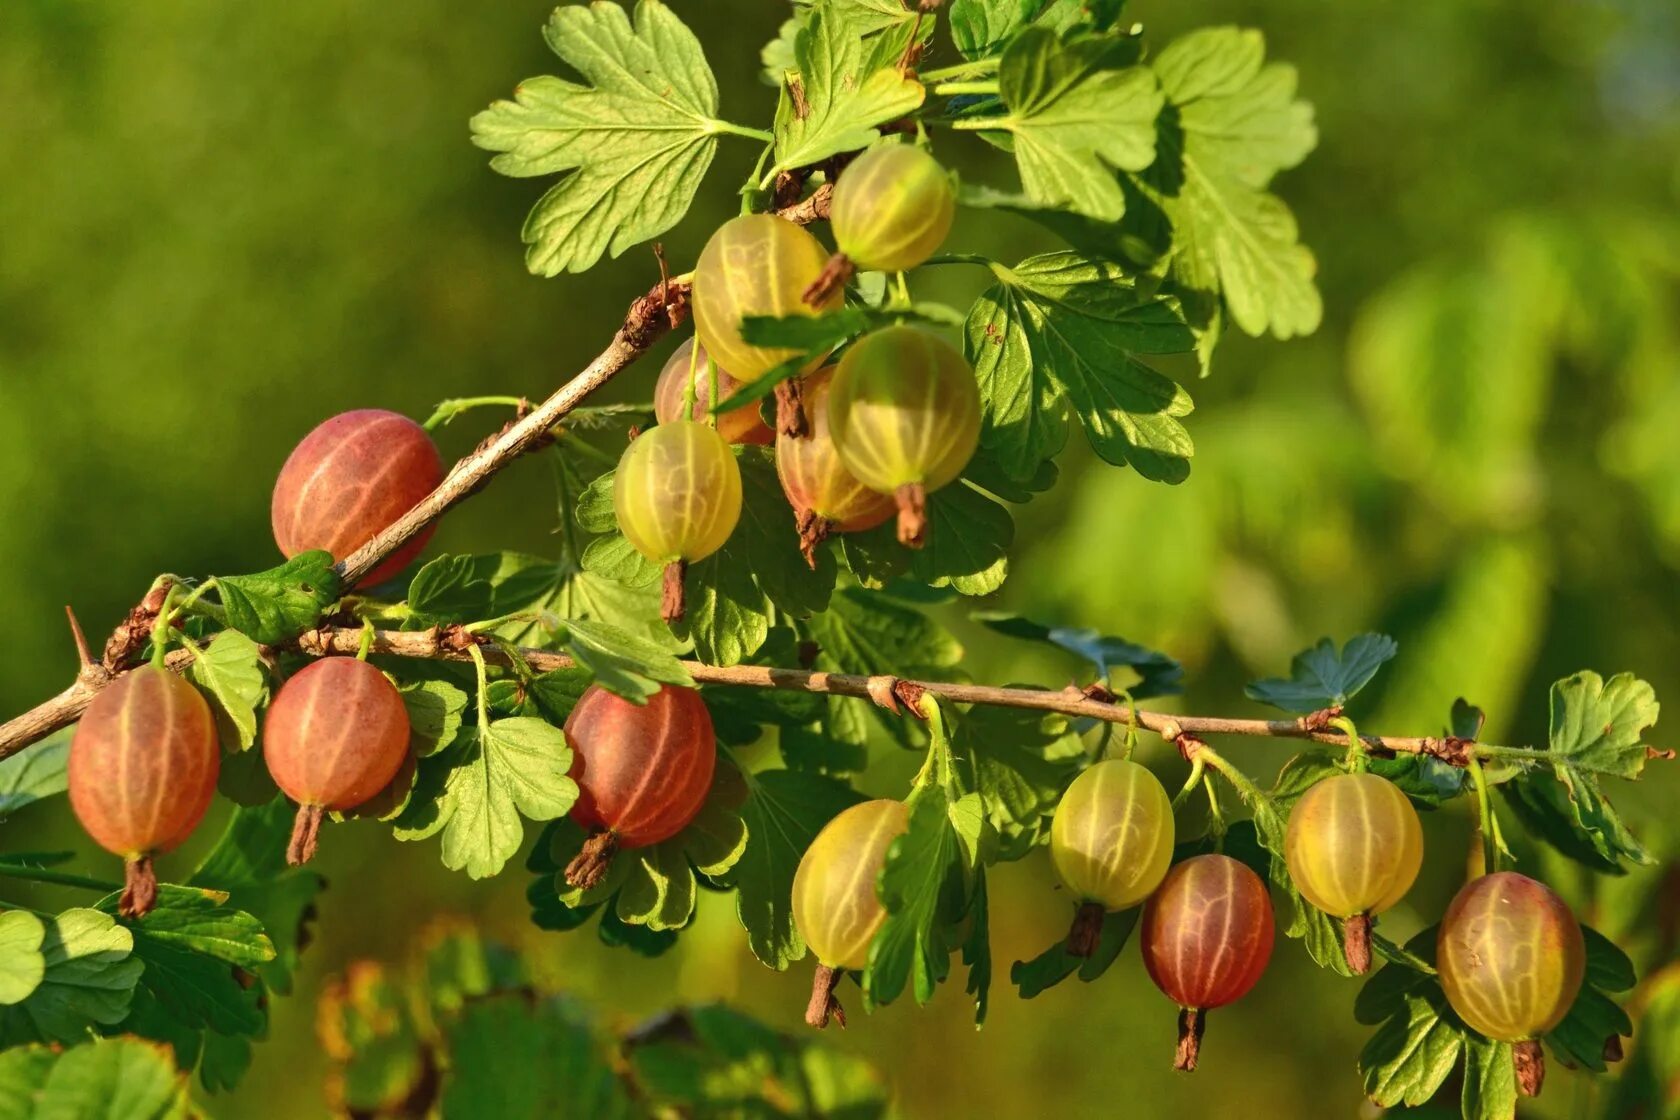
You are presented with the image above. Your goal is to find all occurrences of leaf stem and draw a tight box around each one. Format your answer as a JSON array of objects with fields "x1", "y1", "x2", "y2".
[
  {"x1": 149, "y1": 584, "x2": 178, "y2": 669},
  {"x1": 0, "y1": 864, "x2": 124, "y2": 893},
  {"x1": 921, "y1": 253, "x2": 996, "y2": 268},
  {"x1": 424, "y1": 397, "x2": 527, "y2": 431},
  {"x1": 706, "y1": 119, "x2": 774, "y2": 143},
  {"x1": 1466, "y1": 754, "x2": 1508, "y2": 874},
  {"x1": 1170, "y1": 755, "x2": 1206, "y2": 810},
  {"x1": 1331, "y1": 716, "x2": 1367, "y2": 773},
  {"x1": 919, "y1": 57, "x2": 1002, "y2": 83},
  {"x1": 932, "y1": 79, "x2": 1001, "y2": 97},
  {"x1": 1202, "y1": 774, "x2": 1226, "y2": 849}
]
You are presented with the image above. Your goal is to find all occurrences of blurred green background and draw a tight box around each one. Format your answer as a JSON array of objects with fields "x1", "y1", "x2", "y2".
[{"x1": 3, "y1": 0, "x2": 1678, "y2": 1116}]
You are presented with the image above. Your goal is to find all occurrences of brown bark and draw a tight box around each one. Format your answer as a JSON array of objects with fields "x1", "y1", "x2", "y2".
[
  {"x1": 288, "y1": 803, "x2": 324, "y2": 866},
  {"x1": 565, "y1": 829, "x2": 620, "y2": 892}
]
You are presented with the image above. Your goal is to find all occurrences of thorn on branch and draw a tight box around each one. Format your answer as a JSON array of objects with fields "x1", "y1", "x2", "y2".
[{"x1": 652, "y1": 242, "x2": 679, "y2": 330}]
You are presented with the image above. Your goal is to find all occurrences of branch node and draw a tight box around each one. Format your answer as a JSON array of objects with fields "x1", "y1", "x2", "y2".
[
  {"x1": 1428, "y1": 736, "x2": 1476, "y2": 768},
  {"x1": 1171, "y1": 729, "x2": 1206, "y2": 764},
  {"x1": 102, "y1": 580, "x2": 175, "y2": 671},
  {"x1": 892, "y1": 679, "x2": 928, "y2": 717},
  {"x1": 805, "y1": 964, "x2": 846, "y2": 1029},
  {"x1": 865, "y1": 676, "x2": 903, "y2": 714},
  {"x1": 1080, "y1": 681, "x2": 1118, "y2": 704},
  {"x1": 1297, "y1": 705, "x2": 1343, "y2": 732}
]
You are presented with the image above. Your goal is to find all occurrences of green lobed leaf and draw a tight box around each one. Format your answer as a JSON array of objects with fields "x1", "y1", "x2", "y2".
[
  {"x1": 724, "y1": 768, "x2": 863, "y2": 969},
  {"x1": 399, "y1": 677, "x2": 469, "y2": 758},
  {"x1": 0, "y1": 730, "x2": 69, "y2": 819},
  {"x1": 959, "y1": 704, "x2": 1083, "y2": 861},
  {"x1": 1544, "y1": 927, "x2": 1636, "y2": 1072},
  {"x1": 977, "y1": 30, "x2": 1161, "y2": 221},
  {"x1": 470, "y1": 0, "x2": 724, "y2": 277},
  {"x1": 1241, "y1": 782, "x2": 1354, "y2": 976},
  {"x1": 1459, "y1": 1035, "x2": 1517, "y2": 1120},
  {"x1": 424, "y1": 716, "x2": 580, "y2": 880},
  {"x1": 185, "y1": 629, "x2": 266, "y2": 751},
  {"x1": 405, "y1": 554, "x2": 495, "y2": 626},
  {"x1": 840, "y1": 480, "x2": 1013, "y2": 596},
  {"x1": 0, "y1": 909, "x2": 142, "y2": 1047},
  {"x1": 965, "y1": 252, "x2": 1196, "y2": 484},
  {"x1": 770, "y1": 0, "x2": 927, "y2": 178},
  {"x1": 216, "y1": 551, "x2": 342, "y2": 645},
  {"x1": 949, "y1": 0, "x2": 1127, "y2": 61},
  {"x1": 1502, "y1": 671, "x2": 1661, "y2": 871},
  {"x1": 0, "y1": 1037, "x2": 191, "y2": 1120},
  {"x1": 1127, "y1": 27, "x2": 1321, "y2": 340},
  {"x1": 1244, "y1": 633, "x2": 1399, "y2": 714},
  {"x1": 559, "y1": 617, "x2": 694, "y2": 703},
  {"x1": 864, "y1": 788, "x2": 986, "y2": 1011}
]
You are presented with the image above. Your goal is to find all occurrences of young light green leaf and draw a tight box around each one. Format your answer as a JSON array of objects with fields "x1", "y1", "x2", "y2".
[
  {"x1": 965, "y1": 252, "x2": 1196, "y2": 483},
  {"x1": 1459, "y1": 1036, "x2": 1517, "y2": 1120},
  {"x1": 1130, "y1": 27, "x2": 1321, "y2": 339},
  {"x1": 0, "y1": 912, "x2": 46, "y2": 1007},
  {"x1": 0, "y1": 730, "x2": 69, "y2": 819},
  {"x1": 470, "y1": 0, "x2": 726, "y2": 277},
  {"x1": 186, "y1": 630, "x2": 266, "y2": 751},
  {"x1": 975, "y1": 30, "x2": 1161, "y2": 221},
  {"x1": 948, "y1": 0, "x2": 1127, "y2": 61},
  {"x1": 216, "y1": 551, "x2": 342, "y2": 645},
  {"x1": 98, "y1": 886, "x2": 276, "y2": 972},
  {"x1": 0, "y1": 1037, "x2": 191, "y2": 1120},
  {"x1": 405, "y1": 554, "x2": 495, "y2": 626},
  {"x1": 0, "y1": 908, "x2": 142, "y2": 1046},
  {"x1": 432, "y1": 717, "x2": 580, "y2": 880},
  {"x1": 724, "y1": 768, "x2": 863, "y2": 969},
  {"x1": 770, "y1": 0, "x2": 926, "y2": 177},
  {"x1": 1244, "y1": 633, "x2": 1399, "y2": 714}
]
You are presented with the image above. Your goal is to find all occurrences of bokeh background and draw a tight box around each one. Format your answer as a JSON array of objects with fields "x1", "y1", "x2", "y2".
[{"x1": 3, "y1": 0, "x2": 1678, "y2": 1116}]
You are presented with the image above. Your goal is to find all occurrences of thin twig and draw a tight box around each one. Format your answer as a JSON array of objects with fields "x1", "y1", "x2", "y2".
[
  {"x1": 0, "y1": 627, "x2": 1493, "y2": 765},
  {"x1": 0, "y1": 195, "x2": 827, "y2": 759}
]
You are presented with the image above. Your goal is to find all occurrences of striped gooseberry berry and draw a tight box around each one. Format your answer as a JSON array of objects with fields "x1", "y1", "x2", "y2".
[
  {"x1": 613, "y1": 420, "x2": 742, "y2": 622},
  {"x1": 263, "y1": 657, "x2": 411, "y2": 866},
  {"x1": 791, "y1": 798, "x2": 910, "y2": 1028},
  {"x1": 69, "y1": 665, "x2": 220, "y2": 917},
  {"x1": 271, "y1": 409, "x2": 445, "y2": 586},
  {"x1": 775, "y1": 366, "x2": 896, "y2": 567},
  {"x1": 1048, "y1": 759, "x2": 1175, "y2": 956},
  {"x1": 1437, "y1": 872, "x2": 1585, "y2": 1097},
  {"x1": 692, "y1": 214, "x2": 842, "y2": 383},
  {"x1": 562, "y1": 684, "x2": 716, "y2": 891},
  {"x1": 653, "y1": 339, "x2": 774, "y2": 447},
  {"x1": 830, "y1": 144, "x2": 955, "y2": 273},
  {"x1": 1141, "y1": 853, "x2": 1276, "y2": 1071},
  {"x1": 827, "y1": 325, "x2": 981, "y2": 547},
  {"x1": 1283, "y1": 772, "x2": 1424, "y2": 973}
]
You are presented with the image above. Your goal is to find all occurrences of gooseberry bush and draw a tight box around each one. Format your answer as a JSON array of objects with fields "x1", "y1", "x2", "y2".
[{"x1": 0, "y1": 2, "x2": 1671, "y2": 1117}]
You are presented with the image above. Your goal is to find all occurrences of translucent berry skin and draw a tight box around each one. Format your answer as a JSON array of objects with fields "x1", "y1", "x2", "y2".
[
  {"x1": 1049, "y1": 759, "x2": 1175, "y2": 911},
  {"x1": 69, "y1": 665, "x2": 220, "y2": 859},
  {"x1": 1142, "y1": 854, "x2": 1275, "y2": 1011},
  {"x1": 264, "y1": 658, "x2": 411, "y2": 811},
  {"x1": 564, "y1": 684, "x2": 716, "y2": 848},
  {"x1": 1437, "y1": 872, "x2": 1585, "y2": 1041},
  {"x1": 1284, "y1": 772, "x2": 1424, "y2": 918},
  {"x1": 775, "y1": 367, "x2": 897, "y2": 531},
  {"x1": 654, "y1": 339, "x2": 775, "y2": 447},
  {"x1": 692, "y1": 214, "x2": 843, "y2": 382},
  {"x1": 831, "y1": 145, "x2": 956, "y2": 272},
  {"x1": 828, "y1": 326, "x2": 981, "y2": 494},
  {"x1": 614, "y1": 421, "x2": 742, "y2": 565},
  {"x1": 271, "y1": 409, "x2": 444, "y2": 586},
  {"x1": 792, "y1": 799, "x2": 910, "y2": 970}
]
